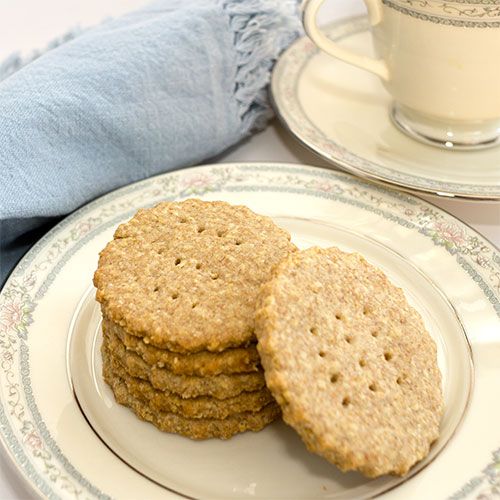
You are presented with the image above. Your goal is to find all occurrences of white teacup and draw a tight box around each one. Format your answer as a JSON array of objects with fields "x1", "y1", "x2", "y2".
[{"x1": 302, "y1": 0, "x2": 500, "y2": 150}]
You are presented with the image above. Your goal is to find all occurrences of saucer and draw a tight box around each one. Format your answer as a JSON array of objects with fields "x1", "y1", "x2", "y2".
[{"x1": 271, "y1": 16, "x2": 500, "y2": 200}]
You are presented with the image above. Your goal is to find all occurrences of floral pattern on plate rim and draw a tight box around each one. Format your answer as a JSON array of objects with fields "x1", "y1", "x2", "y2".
[
  {"x1": 0, "y1": 163, "x2": 498, "y2": 499},
  {"x1": 382, "y1": 0, "x2": 500, "y2": 28}
]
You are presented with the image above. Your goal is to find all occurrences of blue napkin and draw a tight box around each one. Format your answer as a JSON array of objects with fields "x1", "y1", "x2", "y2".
[{"x1": 0, "y1": 0, "x2": 301, "y2": 283}]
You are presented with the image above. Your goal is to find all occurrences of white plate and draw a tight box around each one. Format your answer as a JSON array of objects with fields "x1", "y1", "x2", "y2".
[
  {"x1": 0, "y1": 163, "x2": 498, "y2": 499},
  {"x1": 271, "y1": 16, "x2": 500, "y2": 200}
]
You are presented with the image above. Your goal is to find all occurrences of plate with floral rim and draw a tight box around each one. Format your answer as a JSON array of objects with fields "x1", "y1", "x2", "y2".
[
  {"x1": 0, "y1": 162, "x2": 498, "y2": 499},
  {"x1": 271, "y1": 16, "x2": 500, "y2": 200}
]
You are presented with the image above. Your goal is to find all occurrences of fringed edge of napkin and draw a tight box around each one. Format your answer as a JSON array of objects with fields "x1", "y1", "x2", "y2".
[{"x1": 221, "y1": 0, "x2": 302, "y2": 134}]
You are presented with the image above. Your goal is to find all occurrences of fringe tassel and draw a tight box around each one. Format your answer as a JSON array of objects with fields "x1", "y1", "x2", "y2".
[{"x1": 221, "y1": 0, "x2": 302, "y2": 134}]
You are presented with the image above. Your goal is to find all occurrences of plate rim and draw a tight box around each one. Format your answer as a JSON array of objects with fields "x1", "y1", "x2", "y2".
[
  {"x1": 270, "y1": 16, "x2": 500, "y2": 201},
  {"x1": 0, "y1": 161, "x2": 498, "y2": 500}
]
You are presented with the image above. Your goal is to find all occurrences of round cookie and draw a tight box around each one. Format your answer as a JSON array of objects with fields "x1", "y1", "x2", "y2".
[
  {"x1": 255, "y1": 247, "x2": 444, "y2": 478},
  {"x1": 106, "y1": 373, "x2": 281, "y2": 440},
  {"x1": 94, "y1": 199, "x2": 296, "y2": 352},
  {"x1": 102, "y1": 347, "x2": 274, "y2": 419},
  {"x1": 106, "y1": 318, "x2": 260, "y2": 376},
  {"x1": 103, "y1": 329, "x2": 266, "y2": 399}
]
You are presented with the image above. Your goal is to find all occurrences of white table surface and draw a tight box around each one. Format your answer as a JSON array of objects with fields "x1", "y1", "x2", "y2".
[{"x1": 0, "y1": 1, "x2": 498, "y2": 498}]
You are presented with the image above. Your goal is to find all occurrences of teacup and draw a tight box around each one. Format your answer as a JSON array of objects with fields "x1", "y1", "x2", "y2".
[{"x1": 302, "y1": 0, "x2": 500, "y2": 150}]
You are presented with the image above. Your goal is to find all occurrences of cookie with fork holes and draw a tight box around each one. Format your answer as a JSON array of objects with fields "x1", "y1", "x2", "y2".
[{"x1": 255, "y1": 246, "x2": 444, "y2": 477}]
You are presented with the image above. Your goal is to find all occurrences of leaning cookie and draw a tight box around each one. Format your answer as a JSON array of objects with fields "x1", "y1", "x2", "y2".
[{"x1": 255, "y1": 247, "x2": 444, "y2": 478}]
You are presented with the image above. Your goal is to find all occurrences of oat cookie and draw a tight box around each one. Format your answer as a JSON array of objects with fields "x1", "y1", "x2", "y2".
[
  {"x1": 103, "y1": 347, "x2": 274, "y2": 419},
  {"x1": 255, "y1": 247, "x2": 444, "y2": 478},
  {"x1": 94, "y1": 199, "x2": 296, "y2": 352},
  {"x1": 106, "y1": 372, "x2": 281, "y2": 440},
  {"x1": 103, "y1": 329, "x2": 266, "y2": 399},
  {"x1": 106, "y1": 318, "x2": 260, "y2": 376}
]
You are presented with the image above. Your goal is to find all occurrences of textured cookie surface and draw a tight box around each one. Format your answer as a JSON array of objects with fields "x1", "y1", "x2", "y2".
[
  {"x1": 106, "y1": 318, "x2": 260, "y2": 376},
  {"x1": 102, "y1": 346, "x2": 274, "y2": 419},
  {"x1": 255, "y1": 247, "x2": 444, "y2": 478},
  {"x1": 94, "y1": 199, "x2": 296, "y2": 352},
  {"x1": 103, "y1": 328, "x2": 266, "y2": 399},
  {"x1": 105, "y1": 372, "x2": 281, "y2": 440}
]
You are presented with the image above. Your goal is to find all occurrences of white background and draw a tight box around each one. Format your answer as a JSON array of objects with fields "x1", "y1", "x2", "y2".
[{"x1": 0, "y1": 0, "x2": 498, "y2": 498}]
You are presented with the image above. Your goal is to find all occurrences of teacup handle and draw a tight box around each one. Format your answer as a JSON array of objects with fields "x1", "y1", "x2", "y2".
[{"x1": 302, "y1": 0, "x2": 390, "y2": 81}]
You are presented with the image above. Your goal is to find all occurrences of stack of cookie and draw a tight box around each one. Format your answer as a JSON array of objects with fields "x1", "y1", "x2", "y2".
[{"x1": 94, "y1": 199, "x2": 296, "y2": 439}]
